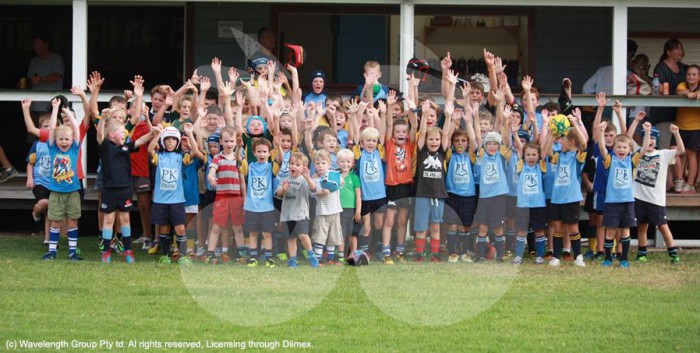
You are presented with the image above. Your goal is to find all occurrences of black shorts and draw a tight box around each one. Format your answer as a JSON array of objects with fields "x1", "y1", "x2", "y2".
[
  {"x1": 634, "y1": 198, "x2": 667, "y2": 226},
  {"x1": 340, "y1": 208, "x2": 363, "y2": 237},
  {"x1": 132, "y1": 176, "x2": 152, "y2": 194},
  {"x1": 444, "y1": 193, "x2": 477, "y2": 227},
  {"x1": 99, "y1": 187, "x2": 135, "y2": 213},
  {"x1": 547, "y1": 201, "x2": 580, "y2": 224},
  {"x1": 361, "y1": 197, "x2": 387, "y2": 216},
  {"x1": 515, "y1": 207, "x2": 547, "y2": 232},
  {"x1": 243, "y1": 210, "x2": 277, "y2": 233},
  {"x1": 32, "y1": 184, "x2": 51, "y2": 201},
  {"x1": 583, "y1": 192, "x2": 601, "y2": 214},
  {"x1": 602, "y1": 202, "x2": 636, "y2": 228},
  {"x1": 199, "y1": 190, "x2": 216, "y2": 217},
  {"x1": 672, "y1": 129, "x2": 700, "y2": 151},
  {"x1": 285, "y1": 219, "x2": 310, "y2": 238},
  {"x1": 151, "y1": 202, "x2": 186, "y2": 226},
  {"x1": 505, "y1": 195, "x2": 517, "y2": 219},
  {"x1": 273, "y1": 197, "x2": 283, "y2": 212},
  {"x1": 475, "y1": 195, "x2": 506, "y2": 228},
  {"x1": 386, "y1": 184, "x2": 412, "y2": 209}
]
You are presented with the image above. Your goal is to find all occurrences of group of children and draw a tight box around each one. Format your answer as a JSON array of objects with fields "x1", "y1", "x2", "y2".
[{"x1": 23, "y1": 48, "x2": 683, "y2": 267}]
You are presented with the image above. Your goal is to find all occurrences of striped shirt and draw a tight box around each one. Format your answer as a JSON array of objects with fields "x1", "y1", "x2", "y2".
[{"x1": 210, "y1": 153, "x2": 241, "y2": 195}]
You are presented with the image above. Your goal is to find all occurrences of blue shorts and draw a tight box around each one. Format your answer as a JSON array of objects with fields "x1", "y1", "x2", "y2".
[
  {"x1": 634, "y1": 198, "x2": 667, "y2": 226},
  {"x1": 151, "y1": 202, "x2": 186, "y2": 226},
  {"x1": 602, "y1": 202, "x2": 636, "y2": 228},
  {"x1": 361, "y1": 197, "x2": 387, "y2": 216},
  {"x1": 243, "y1": 210, "x2": 277, "y2": 234},
  {"x1": 340, "y1": 208, "x2": 362, "y2": 237},
  {"x1": 413, "y1": 197, "x2": 445, "y2": 232},
  {"x1": 505, "y1": 196, "x2": 517, "y2": 219},
  {"x1": 515, "y1": 207, "x2": 547, "y2": 232},
  {"x1": 444, "y1": 193, "x2": 477, "y2": 227},
  {"x1": 284, "y1": 219, "x2": 310, "y2": 238},
  {"x1": 594, "y1": 190, "x2": 606, "y2": 213},
  {"x1": 475, "y1": 195, "x2": 507, "y2": 228}
]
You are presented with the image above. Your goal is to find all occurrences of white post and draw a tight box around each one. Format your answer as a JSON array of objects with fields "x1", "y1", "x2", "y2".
[
  {"x1": 73, "y1": 0, "x2": 88, "y2": 187},
  {"x1": 612, "y1": 5, "x2": 628, "y2": 130},
  {"x1": 399, "y1": 0, "x2": 414, "y2": 96}
]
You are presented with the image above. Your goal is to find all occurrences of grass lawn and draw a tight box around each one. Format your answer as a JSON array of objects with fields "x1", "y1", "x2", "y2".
[{"x1": 1, "y1": 234, "x2": 699, "y2": 352}]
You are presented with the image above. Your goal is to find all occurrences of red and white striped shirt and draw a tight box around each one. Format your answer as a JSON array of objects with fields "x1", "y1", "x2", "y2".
[{"x1": 210, "y1": 153, "x2": 241, "y2": 195}]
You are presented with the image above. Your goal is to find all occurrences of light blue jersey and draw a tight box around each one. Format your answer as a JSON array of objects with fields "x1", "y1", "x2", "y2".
[
  {"x1": 445, "y1": 149, "x2": 476, "y2": 197},
  {"x1": 27, "y1": 141, "x2": 51, "y2": 188},
  {"x1": 476, "y1": 146, "x2": 511, "y2": 199},
  {"x1": 153, "y1": 152, "x2": 186, "y2": 204},
  {"x1": 551, "y1": 150, "x2": 586, "y2": 204},
  {"x1": 355, "y1": 146, "x2": 386, "y2": 201},
  {"x1": 516, "y1": 160, "x2": 547, "y2": 208},
  {"x1": 243, "y1": 161, "x2": 275, "y2": 212},
  {"x1": 604, "y1": 153, "x2": 639, "y2": 203},
  {"x1": 48, "y1": 141, "x2": 80, "y2": 193}
]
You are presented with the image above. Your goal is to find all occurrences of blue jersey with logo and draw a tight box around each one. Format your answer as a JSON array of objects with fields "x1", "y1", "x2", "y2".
[
  {"x1": 48, "y1": 141, "x2": 80, "y2": 193},
  {"x1": 506, "y1": 147, "x2": 519, "y2": 196},
  {"x1": 356, "y1": 147, "x2": 386, "y2": 201},
  {"x1": 273, "y1": 149, "x2": 291, "y2": 199},
  {"x1": 445, "y1": 149, "x2": 476, "y2": 197},
  {"x1": 551, "y1": 150, "x2": 586, "y2": 204},
  {"x1": 27, "y1": 141, "x2": 51, "y2": 188},
  {"x1": 516, "y1": 160, "x2": 547, "y2": 208},
  {"x1": 476, "y1": 146, "x2": 510, "y2": 199},
  {"x1": 243, "y1": 161, "x2": 275, "y2": 212},
  {"x1": 153, "y1": 152, "x2": 185, "y2": 204},
  {"x1": 592, "y1": 146, "x2": 612, "y2": 193},
  {"x1": 605, "y1": 154, "x2": 635, "y2": 203}
]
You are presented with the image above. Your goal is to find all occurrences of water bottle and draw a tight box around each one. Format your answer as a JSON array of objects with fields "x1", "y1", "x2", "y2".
[{"x1": 652, "y1": 74, "x2": 660, "y2": 95}]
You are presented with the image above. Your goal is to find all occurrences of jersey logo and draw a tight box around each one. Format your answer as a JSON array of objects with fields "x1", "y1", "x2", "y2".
[
  {"x1": 363, "y1": 158, "x2": 380, "y2": 182},
  {"x1": 251, "y1": 176, "x2": 267, "y2": 198},
  {"x1": 555, "y1": 165, "x2": 570, "y2": 186},
  {"x1": 160, "y1": 168, "x2": 179, "y2": 191},
  {"x1": 523, "y1": 173, "x2": 539, "y2": 194},
  {"x1": 483, "y1": 162, "x2": 499, "y2": 184},
  {"x1": 52, "y1": 155, "x2": 74, "y2": 184},
  {"x1": 614, "y1": 168, "x2": 631, "y2": 189},
  {"x1": 454, "y1": 162, "x2": 470, "y2": 184}
]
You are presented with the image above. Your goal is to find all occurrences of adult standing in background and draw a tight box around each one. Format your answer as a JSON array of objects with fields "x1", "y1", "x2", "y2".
[
  {"x1": 23, "y1": 34, "x2": 64, "y2": 114},
  {"x1": 650, "y1": 38, "x2": 687, "y2": 150}
]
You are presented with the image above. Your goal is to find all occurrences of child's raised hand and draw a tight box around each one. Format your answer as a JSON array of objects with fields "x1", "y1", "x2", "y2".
[
  {"x1": 345, "y1": 100, "x2": 359, "y2": 114},
  {"x1": 502, "y1": 104, "x2": 512, "y2": 119},
  {"x1": 200, "y1": 76, "x2": 211, "y2": 91},
  {"x1": 211, "y1": 57, "x2": 222, "y2": 73},
  {"x1": 446, "y1": 70, "x2": 458, "y2": 85},
  {"x1": 302, "y1": 166, "x2": 310, "y2": 178},
  {"x1": 670, "y1": 124, "x2": 679, "y2": 134},
  {"x1": 421, "y1": 99, "x2": 431, "y2": 114},
  {"x1": 521, "y1": 75, "x2": 533, "y2": 91},
  {"x1": 268, "y1": 61, "x2": 277, "y2": 76},
  {"x1": 183, "y1": 123, "x2": 194, "y2": 134},
  {"x1": 403, "y1": 96, "x2": 416, "y2": 111},
  {"x1": 134, "y1": 84, "x2": 144, "y2": 98},
  {"x1": 490, "y1": 87, "x2": 504, "y2": 102},
  {"x1": 460, "y1": 81, "x2": 472, "y2": 100},
  {"x1": 613, "y1": 99, "x2": 622, "y2": 112},
  {"x1": 642, "y1": 121, "x2": 652, "y2": 132},
  {"x1": 197, "y1": 106, "x2": 207, "y2": 120},
  {"x1": 228, "y1": 67, "x2": 239, "y2": 85},
  {"x1": 483, "y1": 48, "x2": 495, "y2": 67},
  {"x1": 234, "y1": 91, "x2": 245, "y2": 107},
  {"x1": 281, "y1": 179, "x2": 290, "y2": 192},
  {"x1": 277, "y1": 71, "x2": 289, "y2": 86},
  {"x1": 217, "y1": 116, "x2": 226, "y2": 129},
  {"x1": 572, "y1": 107, "x2": 582, "y2": 120},
  {"x1": 21, "y1": 98, "x2": 32, "y2": 109},
  {"x1": 219, "y1": 81, "x2": 234, "y2": 97},
  {"x1": 151, "y1": 126, "x2": 163, "y2": 135},
  {"x1": 164, "y1": 95, "x2": 174, "y2": 107},
  {"x1": 377, "y1": 100, "x2": 387, "y2": 115},
  {"x1": 51, "y1": 98, "x2": 60, "y2": 109},
  {"x1": 130, "y1": 74, "x2": 144, "y2": 88},
  {"x1": 635, "y1": 110, "x2": 646, "y2": 121},
  {"x1": 599, "y1": 121, "x2": 607, "y2": 132},
  {"x1": 453, "y1": 107, "x2": 464, "y2": 122},
  {"x1": 70, "y1": 85, "x2": 85, "y2": 96},
  {"x1": 408, "y1": 72, "x2": 420, "y2": 88},
  {"x1": 285, "y1": 64, "x2": 297, "y2": 75},
  {"x1": 124, "y1": 90, "x2": 134, "y2": 100},
  {"x1": 494, "y1": 56, "x2": 507, "y2": 75},
  {"x1": 387, "y1": 90, "x2": 397, "y2": 106},
  {"x1": 441, "y1": 52, "x2": 452, "y2": 72},
  {"x1": 87, "y1": 71, "x2": 104, "y2": 93}
]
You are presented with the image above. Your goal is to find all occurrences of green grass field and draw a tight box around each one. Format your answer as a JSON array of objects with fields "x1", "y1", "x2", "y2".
[{"x1": 1, "y1": 234, "x2": 699, "y2": 353}]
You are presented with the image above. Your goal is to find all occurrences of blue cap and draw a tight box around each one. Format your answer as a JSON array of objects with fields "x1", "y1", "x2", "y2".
[
  {"x1": 517, "y1": 129, "x2": 530, "y2": 142},
  {"x1": 642, "y1": 126, "x2": 660, "y2": 140},
  {"x1": 251, "y1": 57, "x2": 269, "y2": 69},
  {"x1": 207, "y1": 133, "x2": 220, "y2": 144},
  {"x1": 310, "y1": 69, "x2": 326, "y2": 83},
  {"x1": 245, "y1": 116, "x2": 268, "y2": 136}
]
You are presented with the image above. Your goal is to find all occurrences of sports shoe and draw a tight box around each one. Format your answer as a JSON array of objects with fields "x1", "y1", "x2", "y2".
[
  {"x1": 459, "y1": 254, "x2": 473, "y2": 263},
  {"x1": 265, "y1": 258, "x2": 275, "y2": 268},
  {"x1": 534, "y1": 257, "x2": 545, "y2": 265},
  {"x1": 203, "y1": 255, "x2": 218, "y2": 265},
  {"x1": 636, "y1": 254, "x2": 648, "y2": 262},
  {"x1": 288, "y1": 258, "x2": 298, "y2": 268},
  {"x1": 141, "y1": 241, "x2": 152, "y2": 251},
  {"x1": 394, "y1": 253, "x2": 407, "y2": 263},
  {"x1": 549, "y1": 258, "x2": 561, "y2": 267},
  {"x1": 592, "y1": 252, "x2": 605, "y2": 261},
  {"x1": 186, "y1": 250, "x2": 196, "y2": 260},
  {"x1": 221, "y1": 254, "x2": 232, "y2": 263},
  {"x1": 338, "y1": 257, "x2": 347, "y2": 265},
  {"x1": 101, "y1": 250, "x2": 113, "y2": 264},
  {"x1": 512, "y1": 256, "x2": 523, "y2": 265},
  {"x1": 195, "y1": 247, "x2": 206, "y2": 257},
  {"x1": 110, "y1": 236, "x2": 124, "y2": 255},
  {"x1": 583, "y1": 249, "x2": 594, "y2": 260},
  {"x1": 544, "y1": 251, "x2": 553, "y2": 260},
  {"x1": 171, "y1": 251, "x2": 181, "y2": 263},
  {"x1": 147, "y1": 243, "x2": 160, "y2": 255},
  {"x1": 670, "y1": 255, "x2": 680, "y2": 264},
  {"x1": 276, "y1": 253, "x2": 288, "y2": 262},
  {"x1": 674, "y1": 179, "x2": 685, "y2": 193},
  {"x1": 68, "y1": 252, "x2": 82, "y2": 261},
  {"x1": 247, "y1": 258, "x2": 259, "y2": 267},
  {"x1": 133, "y1": 236, "x2": 151, "y2": 244},
  {"x1": 680, "y1": 183, "x2": 696, "y2": 194},
  {"x1": 159, "y1": 255, "x2": 172, "y2": 264},
  {"x1": 178, "y1": 256, "x2": 193, "y2": 266},
  {"x1": 41, "y1": 251, "x2": 56, "y2": 260},
  {"x1": 307, "y1": 253, "x2": 320, "y2": 268},
  {"x1": 383, "y1": 255, "x2": 395, "y2": 265},
  {"x1": 601, "y1": 259, "x2": 613, "y2": 267},
  {"x1": 124, "y1": 250, "x2": 135, "y2": 264},
  {"x1": 562, "y1": 252, "x2": 573, "y2": 261},
  {"x1": 619, "y1": 260, "x2": 630, "y2": 269},
  {"x1": 574, "y1": 254, "x2": 586, "y2": 268},
  {"x1": 430, "y1": 256, "x2": 441, "y2": 263},
  {"x1": 0, "y1": 166, "x2": 18, "y2": 183},
  {"x1": 97, "y1": 238, "x2": 106, "y2": 252},
  {"x1": 448, "y1": 254, "x2": 459, "y2": 263}
]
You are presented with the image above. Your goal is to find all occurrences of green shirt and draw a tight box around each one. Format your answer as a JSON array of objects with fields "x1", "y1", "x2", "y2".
[{"x1": 340, "y1": 173, "x2": 361, "y2": 209}]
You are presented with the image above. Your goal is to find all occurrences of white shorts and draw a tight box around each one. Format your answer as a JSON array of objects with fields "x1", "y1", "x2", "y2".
[{"x1": 185, "y1": 205, "x2": 199, "y2": 214}]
